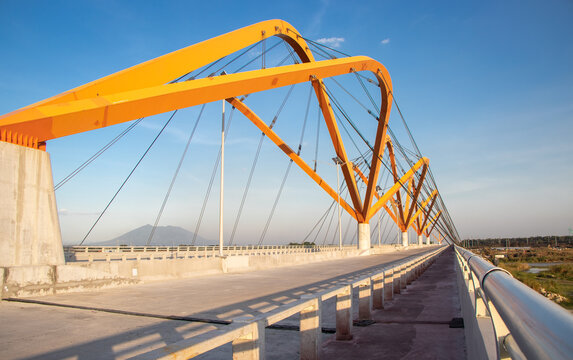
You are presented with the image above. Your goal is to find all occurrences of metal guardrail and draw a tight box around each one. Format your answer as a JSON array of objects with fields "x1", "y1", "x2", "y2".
[
  {"x1": 454, "y1": 245, "x2": 573, "y2": 360},
  {"x1": 128, "y1": 246, "x2": 447, "y2": 359},
  {"x1": 63, "y1": 244, "x2": 394, "y2": 262}
]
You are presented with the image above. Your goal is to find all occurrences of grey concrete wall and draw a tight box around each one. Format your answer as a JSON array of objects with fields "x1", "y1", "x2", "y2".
[
  {"x1": 1, "y1": 245, "x2": 437, "y2": 298},
  {"x1": 0, "y1": 141, "x2": 64, "y2": 267}
]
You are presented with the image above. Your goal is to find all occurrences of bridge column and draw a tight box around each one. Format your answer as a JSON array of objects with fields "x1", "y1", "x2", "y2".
[
  {"x1": 418, "y1": 235, "x2": 424, "y2": 246},
  {"x1": 426, "y1": 236, "x2": 431, "y2": 245},
  {"x1": 357, "y1": 223, "x2": 370, "y2": 251},
  {"x1": 401, "y1": 231, "x2": 409, "y2": 247},
  {"x1": 0, "y1": 142, "x2": 64, "y2": 267}
]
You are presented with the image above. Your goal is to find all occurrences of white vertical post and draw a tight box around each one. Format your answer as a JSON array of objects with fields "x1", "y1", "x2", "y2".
[
  {"x1": 232, "y1": 318, "x2": 265, "y2": 360},
  {"x1": 358, "y1": 279, "x2": 372, "y2": 320},
  {"x1": 336, "y1": 285, "x2": 353, "y2": 340},
  {"x1": 378, "y1": 209, "x2": 381, "y2": 247},
  {"x1": 336, "y1": 163, "x2": 342, "y2": 250},
  {"x1": 219, "y1": 100, "x2": 225, "y2": 258},
  {"x1": 300, "y1": 296, "x2": 321, "y2": 360},
  {"x1": 372, "y1": 274, "x2": 384, "y2": 309}
]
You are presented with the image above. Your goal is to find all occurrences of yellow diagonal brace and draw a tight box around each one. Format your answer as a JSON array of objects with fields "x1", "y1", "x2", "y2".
[
  {"x1": 408, "y1": 190, "x2": 438, "y2": 232},
  {"x1": 419, "y1": 195, "x2": 438, "y2": 233},
  {"x1": 228, "y1": 97, "x2": 359, "y2": 221},
  {"x1": 365, "y1": 157, "x2": 429, "y2": 222},
  {"x1": 361, "y1": 69, "x2": 393, "y2": 220},
  {"x1": 312, "y1": 78, "x2": 363, "y2": 220},
  {"x1": 404, "y1": 164, "x2": 429, "y2": 226},
  {"x1": 383, "y1": 204, "x2": 399, "y2": 226},
  {"x1": 424, "y1": 211, "x2": 442, "y2": 237}
]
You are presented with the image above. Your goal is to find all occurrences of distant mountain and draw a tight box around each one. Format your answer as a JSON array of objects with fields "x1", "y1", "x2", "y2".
[{"x1": 93, "y1": 225, "x2": 214, "y2": 246}]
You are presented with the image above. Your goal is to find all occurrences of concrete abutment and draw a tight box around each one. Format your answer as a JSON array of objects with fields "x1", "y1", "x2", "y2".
[{"x1": 0, "y1": 141, "x2": 64, "y2": 267}]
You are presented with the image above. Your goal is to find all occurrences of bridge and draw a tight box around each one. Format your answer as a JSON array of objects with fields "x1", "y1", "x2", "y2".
[{"x1": 0, "y1": 20, "x2": 572, "y2": 359}]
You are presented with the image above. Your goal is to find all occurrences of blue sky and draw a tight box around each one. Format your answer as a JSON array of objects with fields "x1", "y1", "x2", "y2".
[{"x1": 1, "y1": 0, "x2": 572, "y2": 244}]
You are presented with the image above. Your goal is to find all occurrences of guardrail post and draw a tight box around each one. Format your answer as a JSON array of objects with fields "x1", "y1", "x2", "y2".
[
  {"x1": 300, "y1": 295, "x2": 321, "y2": 360},
  {"x1": 358, "y1": 279, "x2": 372, "y2": 321},
  {"x1": 400, "y1": 263, "x2": 407, "y2": 290},
  {"x1": 406, "y1": 261, "x2": 414, "y2": 284},
  {"x1": 393, "y1": 265, "x2": 401, "y2": 294},
  {"x1": 486, "y1": 299, "x2": 513, "y2": 360},
  {"x1": 336, "y1": 285, "x2": 353, "y2": 340},
  {"x1": 372, "y1": 274, "x2": 384, "y2": 309},
  {"x1": 384, "y1": 268, "x2": 393, "y2": 301},
  {"x1": 232, "y1": 317, "x2": 265, "y2": 360}
]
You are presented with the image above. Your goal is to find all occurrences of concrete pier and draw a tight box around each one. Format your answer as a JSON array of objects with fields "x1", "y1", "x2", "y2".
[
  {"x1": 357, "y1": 223, "x2": 371, "y2": 252},
  {"x1": 401, "y1": 231, "x2": 409, "y2": 247},
  {"x1": 0, "y1": 141, "x2": 64, "y2": 267}
]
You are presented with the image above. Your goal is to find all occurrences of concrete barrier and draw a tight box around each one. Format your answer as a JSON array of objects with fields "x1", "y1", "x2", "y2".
[{"x1": 1, "y1": 244, "x2": 438, "y2": 298}]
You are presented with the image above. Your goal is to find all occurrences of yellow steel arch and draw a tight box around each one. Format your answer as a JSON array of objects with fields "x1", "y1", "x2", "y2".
[
  {"x1": 7, "y1": 20, "x2": 315, "y2": 112},
  {"x1": 0, "y1": 19, "x2": 398, "y2": 225}
]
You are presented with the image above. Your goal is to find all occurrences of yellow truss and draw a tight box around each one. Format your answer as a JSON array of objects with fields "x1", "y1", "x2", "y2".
[{"x1": 0, "y1": 19, "x2": 427, "y2": 226}]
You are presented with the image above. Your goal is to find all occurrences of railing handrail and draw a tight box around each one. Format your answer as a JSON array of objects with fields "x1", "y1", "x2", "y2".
[{"x1": 454, "y1": 245, "x2": 573, "y2": 359}]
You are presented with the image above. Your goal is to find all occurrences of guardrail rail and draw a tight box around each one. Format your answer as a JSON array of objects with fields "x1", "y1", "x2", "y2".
[{"x1": 454, "y1": 245, "x2": 573, "y2": 360}]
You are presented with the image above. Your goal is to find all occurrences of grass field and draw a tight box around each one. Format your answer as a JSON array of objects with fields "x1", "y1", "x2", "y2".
[{"x1": 486, "y1": 248, "x2": 573, "y2": 310}]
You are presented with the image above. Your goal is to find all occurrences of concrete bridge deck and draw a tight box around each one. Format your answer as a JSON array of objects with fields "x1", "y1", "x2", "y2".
[{"x1": 0, "y1": 246, "x2": 460, "y2": 359}]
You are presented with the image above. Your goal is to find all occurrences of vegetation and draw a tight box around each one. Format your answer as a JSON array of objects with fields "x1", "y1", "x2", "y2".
[
  {"x1": 478, "y1": 246, "x2": 573, "y2": 264},
  {"x1": 288, "y1": 241, "x2": 316, "y2": 247},
  {"x1": 462, "y1": 235, "x2": 573, "y2": 249},
  {"x1": 490, "y1": 248, "x2": 573, "y2": 310}
]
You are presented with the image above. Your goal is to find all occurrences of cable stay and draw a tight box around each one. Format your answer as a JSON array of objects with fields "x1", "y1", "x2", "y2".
[
  {"x1": 353, "y1": 72, "x2": 379, "y2": 112},
  {"x1": 79, "y1": 110, "x2": 178, "y2": 245},
  {"x1": 301, "y1": 200, "x2": 336, "y2": 243},
  {"x1": 321, "y1": 196, "x2": 339, "y2": 246},
  {"x1": 54, "y1": 118, "x2": 144, "y2": 191},
  {"x1": 228, "y1": 84, "x2": 299, "y2": 245},
  {"x1": 257, "y1": 84, "x2": 315, "y2": 245},
  {"x1": 146, "y1": 104, "x2": 206, "y2": 245},
  {"x1": 313, "y1": 107, "x2": 321, "y2": 172},
  {"x1": 302, "y1": 36, "x2": 352, "y2": 58}
]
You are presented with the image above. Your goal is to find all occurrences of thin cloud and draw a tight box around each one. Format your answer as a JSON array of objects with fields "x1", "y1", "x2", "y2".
[
  {"x1": 307, "y1": 0, "x2": 330, "y2": 35},
  {"x1": 381, "y1": 38, "x2": 390, "y2": 45},
  {"x1": 59, "y1": 209, "x2": 99, "y2": 216},
  {"x1": 316, "y1": 37, "x2": 345, "y2": 48}
]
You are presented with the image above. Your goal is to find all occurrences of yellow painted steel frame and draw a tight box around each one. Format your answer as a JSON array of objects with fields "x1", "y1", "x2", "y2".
[
  {"x1": 351, "y1": 138, "x2": 431, "y2": 227},
  {"x1": 0, "y1": 19, "x2": 398, "y2": 224},
  {"x1": 410, "y1": 190, "x2": 438, "y2": 235},
  {"x1": 415, "y1": 192, "x2": 438, "y2": 234},
  {"x1": 424, "y1": 211, "x2": 442, "y2": 238}
]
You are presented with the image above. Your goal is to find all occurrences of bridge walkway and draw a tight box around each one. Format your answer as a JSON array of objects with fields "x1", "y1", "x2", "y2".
[
  {"x1": 322, "y1": 246, "x2": 465, "y2": 359},
  {"x1": 0, "y1": 247, "x2": 436, "y2": 359}
]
